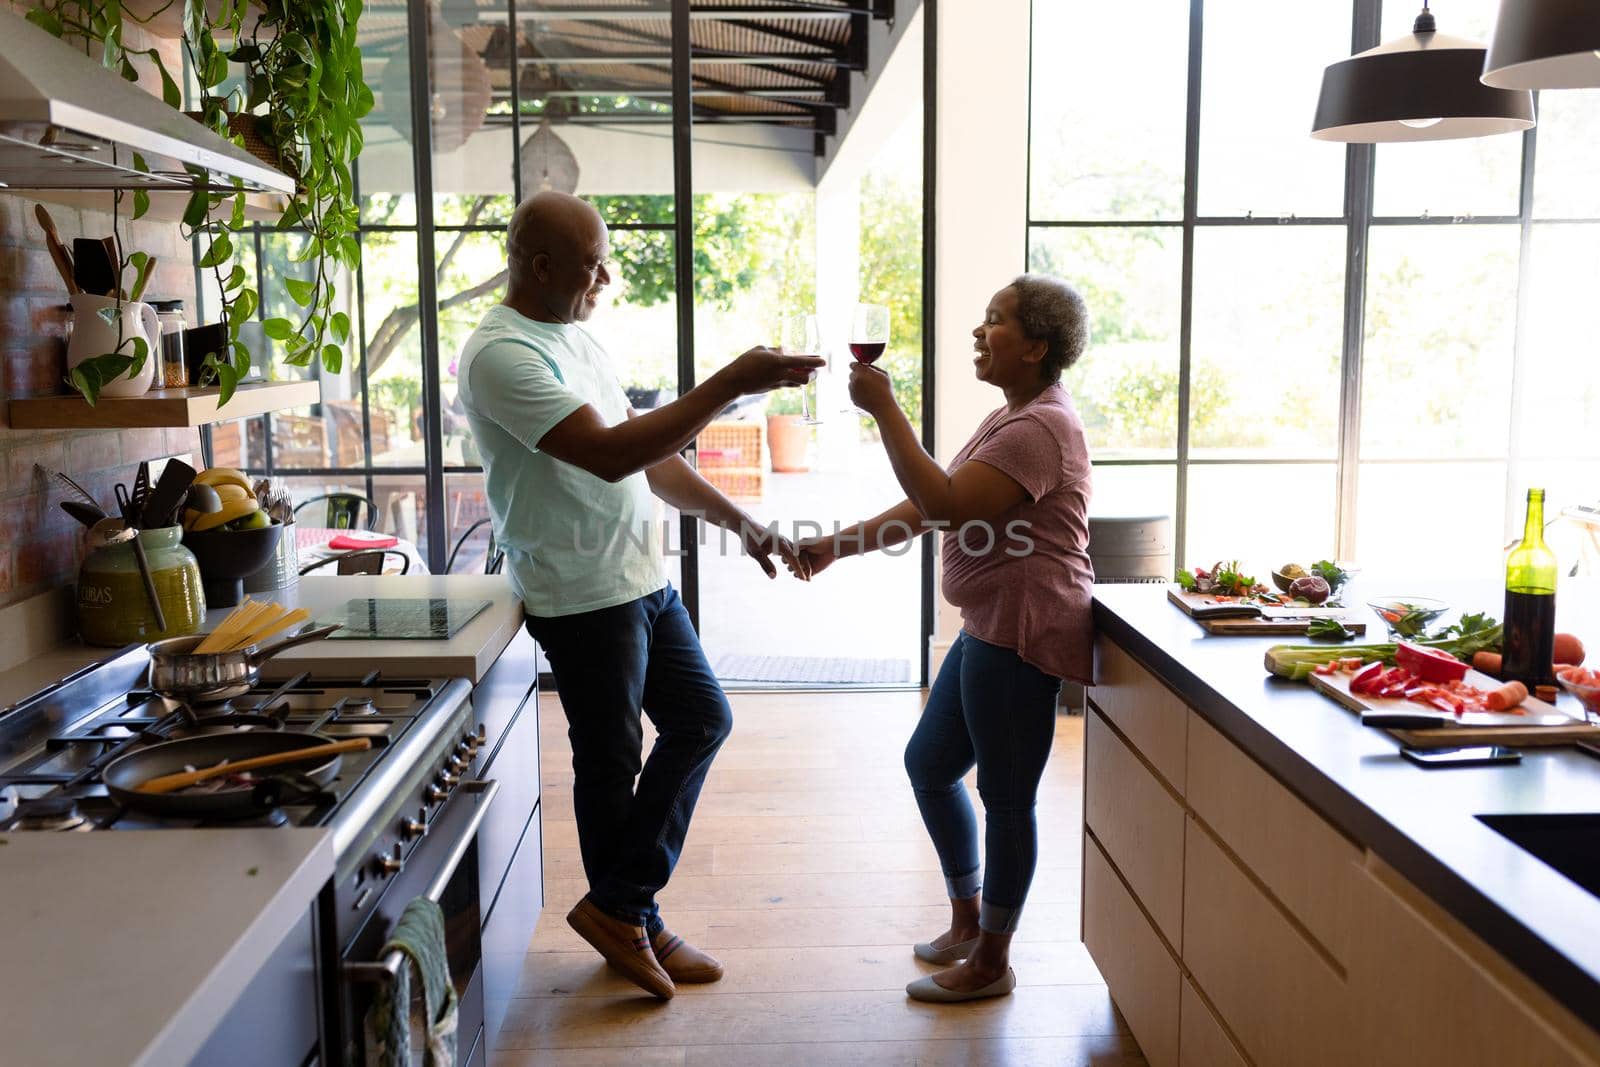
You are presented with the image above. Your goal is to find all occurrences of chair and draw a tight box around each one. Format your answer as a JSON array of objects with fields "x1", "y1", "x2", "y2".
[
  {"x1": 299, "y1": 549, "x2": 411, "y2": 576},
  {"x1": 446, "y1": 516, "x2": 505, "y2": 575},
  {"x1": 293, "y1": 491, "x2": 378, "y2": 531}
]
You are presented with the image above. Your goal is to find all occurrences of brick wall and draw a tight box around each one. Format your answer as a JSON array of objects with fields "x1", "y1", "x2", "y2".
[{"x1": 0, "y1": 8, "x2": 200, "y2": 610}]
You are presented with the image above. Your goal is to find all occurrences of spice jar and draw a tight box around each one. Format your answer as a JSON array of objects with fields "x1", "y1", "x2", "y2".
[
  {"x1": 76, "y1": 526, "x2": 205, "y2": 646},
  {"x1": 150, "y1": 299, "x2": 188, "y2": 389}
]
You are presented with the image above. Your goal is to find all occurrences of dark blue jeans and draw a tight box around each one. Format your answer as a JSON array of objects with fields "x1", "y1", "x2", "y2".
[
  {"x1": 905, "y1": 631, "x2": 1062, "y2": 934},
  {"x1": 524, "y1": 584, "x2": 732, "y2": 935}
]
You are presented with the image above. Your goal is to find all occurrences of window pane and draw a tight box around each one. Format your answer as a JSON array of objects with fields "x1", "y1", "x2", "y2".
[
  {"x1": 357, "y1": 232, "x2": 428, "y2": 469},
  {"x1": 436, "y1": 230, "x2": 511, "y2": 468},
  {"x1": 1198, "y1": 0, "x2": 1350, "y2": 217},
  {"x1": 1361, "y1": 226, "x2": 1519, "y2": 459},
  {"x1": 1357, "y1": 462, "x2": 1507, "y2": 575},
  {"x1": 1373, "y1": 0, "x2": 1522, "y2": 219},
  {"x1": 1090, "y1": 464, "x2": 1177, "y2": 526},
  {"x1": 1030, "y1": 227, "x2": 1182, "y2": 459},
  {"x1": 1533, "y1": 90, "x2": 1600, "y2": 220},
  {"x1": 582, "y1": 229, "x2": 679, "y2": 403},
  {"x1": 1185, "y1": 464, "x2": 1338, "y2": 579},
  {"x1": 1190, "y1": 227, "x2": 1345, "y2": 458},
  {"x1": 358, "y1": 5, "x2": 418, "y2": 226},
  {"x1": 1029, "y1": 1, "x2": 1187, "y2": 221}
]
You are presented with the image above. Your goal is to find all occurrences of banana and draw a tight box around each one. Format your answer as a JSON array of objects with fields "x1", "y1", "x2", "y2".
[
  {"x1": 195, "y1": 467, "x2": 253, "y2": 492},
  {"x1": 213, "y1": 483, "x2": 254, "y2": 503},
  {"x1": 189, "y1": 498, "x2": 260, "y2": 533}
]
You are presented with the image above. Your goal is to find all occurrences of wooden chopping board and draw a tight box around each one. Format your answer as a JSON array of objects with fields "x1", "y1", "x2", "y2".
[
  {"x1": 1309, "y1": 666, "x2": 1600, "y2": 748},
  {"x1": 1167, "y1": 585, "x2": 1368, "y2": 636}
]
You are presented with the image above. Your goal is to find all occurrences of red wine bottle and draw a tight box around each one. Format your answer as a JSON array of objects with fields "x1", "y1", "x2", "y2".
[{"x1": 1501, "y1": 488, "x2": 1557, "y2": 689}]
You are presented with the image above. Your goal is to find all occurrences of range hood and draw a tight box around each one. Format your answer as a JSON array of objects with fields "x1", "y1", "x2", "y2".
[{"x1": 0, "y1": 8, "x2": 293, "y2": 194}]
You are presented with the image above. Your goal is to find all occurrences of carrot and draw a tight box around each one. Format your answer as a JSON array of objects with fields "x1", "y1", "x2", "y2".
[
  {"x1": 1554, "y1": 633, "x2": 1586, "y2": 666},
  {"x1": 1472, "y1": 651, "x2": 1502, "y2": 678},
  {"x1": 1485, "y1": 680, "x2": 1528, "y2": 712}
]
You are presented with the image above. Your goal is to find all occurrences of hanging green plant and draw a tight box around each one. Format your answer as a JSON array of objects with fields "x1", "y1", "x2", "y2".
[{"x1": 26, "y1": 0, "x2": 372, "y2": 406}]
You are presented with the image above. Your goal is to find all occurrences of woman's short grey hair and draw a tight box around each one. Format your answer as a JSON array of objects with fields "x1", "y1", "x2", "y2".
[{"x1": 1010, "y1": 273, "x2": 1089, "y2": 382}]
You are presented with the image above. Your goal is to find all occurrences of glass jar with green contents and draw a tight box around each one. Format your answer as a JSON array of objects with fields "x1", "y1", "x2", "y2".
[{"x1": 76, "y1": 526, "x2": 206, "y2": 646}]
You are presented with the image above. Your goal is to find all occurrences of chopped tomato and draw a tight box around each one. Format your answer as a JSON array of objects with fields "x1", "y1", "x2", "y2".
[{"x1": 1350, "y1": 662, "x2": 1386, "y2": 696}]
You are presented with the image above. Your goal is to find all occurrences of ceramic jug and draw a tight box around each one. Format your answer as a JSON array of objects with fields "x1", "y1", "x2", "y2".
[{"x1": 67, "y1": 292, "x2": 159, "y2": 397}]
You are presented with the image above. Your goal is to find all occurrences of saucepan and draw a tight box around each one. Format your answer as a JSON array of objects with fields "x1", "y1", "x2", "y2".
[
  {"x1": 102, "y1": 731, "x2": 350, "y2": 819},
  {"x1": 147, "y1": 624, "x2": 341, "y2": 703}
]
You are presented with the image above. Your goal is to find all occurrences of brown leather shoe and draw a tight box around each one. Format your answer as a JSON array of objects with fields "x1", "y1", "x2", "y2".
[
  {"x1": 651, "y1": 928, "x2": 725, "y2": 983},
  {"x1": 565, "y1": 898, "x2": 675, "y2": 999}
]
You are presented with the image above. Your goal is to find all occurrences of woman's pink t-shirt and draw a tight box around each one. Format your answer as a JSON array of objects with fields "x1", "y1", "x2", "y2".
[{"x1": 940, "y1": 384, "x2": 1095, "y2": 684}]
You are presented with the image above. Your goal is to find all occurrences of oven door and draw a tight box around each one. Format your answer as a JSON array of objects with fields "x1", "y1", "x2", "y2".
[{"x1": 341, "y1": 778, "x2": 500, "y2": 1067}]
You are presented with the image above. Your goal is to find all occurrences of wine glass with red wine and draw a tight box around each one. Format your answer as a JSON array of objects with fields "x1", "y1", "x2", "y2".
[
  {"x1": 780, "y1": 313, "x2": 824, "y2": 425},
  {"x1": 845, "y1": 303, "x2": 890, "y2": 414}
]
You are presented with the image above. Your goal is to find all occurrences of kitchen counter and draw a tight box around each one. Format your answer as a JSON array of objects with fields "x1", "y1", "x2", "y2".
[
  {"x1": 1090, "y1": 581, "x2": 1600, "y2": 1061},
  {"x1": 0, "y1": 829, "x2": 332, "y2": 1067}
]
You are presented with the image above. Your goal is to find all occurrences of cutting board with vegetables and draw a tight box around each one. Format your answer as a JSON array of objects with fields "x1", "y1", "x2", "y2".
[
  {"x1": 1309, "y1": 664, "x2": 1600, "y2": 748},
  {"x1": 1167, "y1": 586, "x2": 1368, "y2": 636}
]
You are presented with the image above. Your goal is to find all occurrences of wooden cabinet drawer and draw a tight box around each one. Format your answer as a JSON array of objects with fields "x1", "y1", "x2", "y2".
[
  {"x1": 1349, "y1": 859, "x2": 1600, "y2": 1067},
  {"x1": 1090, "y1": 639, "x2": 1188, "y2": 793},
  {"x1": 1087, "y1": 707, "x2": 1186, "y2": 944},
  {"x1": 1085, "y1": 834, "x2": 1181, "y2": 1067},
  {"x1": 1186, "y1": 711, "x2": 1359, "y2": 965},
  {"x1": 1183, "y1": 819, "x2": 1351, "y2": 1067},
  {"x1": 1180, "y1": 976, "x2": 1247, "y2": 1067}
]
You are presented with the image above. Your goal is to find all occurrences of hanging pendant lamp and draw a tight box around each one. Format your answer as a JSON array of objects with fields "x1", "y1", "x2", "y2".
[
  {"x1": 1311, "y1": 4, "x2": 1534, "y2": 143},
  {"x1": 1482, "y1": 0, "x2": 1600, "y2": 90}
]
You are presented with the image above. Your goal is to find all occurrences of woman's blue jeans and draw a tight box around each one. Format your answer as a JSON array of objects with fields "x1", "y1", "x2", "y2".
[{"x1": 905, "y1": 631, "x2": 1062, "y2": 934}]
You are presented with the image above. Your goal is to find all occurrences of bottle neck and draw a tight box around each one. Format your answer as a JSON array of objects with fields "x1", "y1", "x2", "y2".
[{"x1": 1522, "y1": 491, "x2": 1545, "y2": 546}]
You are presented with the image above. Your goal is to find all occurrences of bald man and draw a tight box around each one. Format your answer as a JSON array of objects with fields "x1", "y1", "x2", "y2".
[{"x1": 457, "y1": 192, "x2": 822, "y2": 999}]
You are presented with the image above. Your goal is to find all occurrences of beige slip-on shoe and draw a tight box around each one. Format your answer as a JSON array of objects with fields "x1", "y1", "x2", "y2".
[
  {"x1": 651, "y1": 929, "x2": 725, "y2": 983},
  {"x1": 566, "y1": 898, "x2": 676, "y2": 1000},
  {"x1": 906, "y1": 967, "x2": 1016, "y2": 1003},
  {"x1": 913, "y1": 936, "x2": 980, "y2": 964}
]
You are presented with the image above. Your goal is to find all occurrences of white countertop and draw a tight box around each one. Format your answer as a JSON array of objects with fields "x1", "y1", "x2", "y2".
[
  {"x1": 245, "y1": 574, "x2": 524, "y2": 684},
  {"x1": 0, "y1": 829, "x2": 333, "y2": 1067}
]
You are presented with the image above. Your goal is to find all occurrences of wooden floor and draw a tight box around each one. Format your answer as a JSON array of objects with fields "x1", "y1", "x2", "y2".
[{"x1": 493, "y1": 690, "x2": 1147, "y2": 1066}]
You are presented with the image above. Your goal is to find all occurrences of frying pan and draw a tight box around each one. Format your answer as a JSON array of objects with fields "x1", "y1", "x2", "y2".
[
  {"x1": 102, "y1": 731, "x2": 344, "y2": 819},
  {"x1": 147, "y1": 624, "x2": 341, "y2": 703}
]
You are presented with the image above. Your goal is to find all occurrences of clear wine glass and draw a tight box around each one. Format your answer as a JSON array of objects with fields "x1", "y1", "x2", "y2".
[
  {"x1": 780, "y1": 312, "x2": 824, "y2": 425},
  {"x1": 844, "y1": 302, "x2": 890, "y2": 414}
]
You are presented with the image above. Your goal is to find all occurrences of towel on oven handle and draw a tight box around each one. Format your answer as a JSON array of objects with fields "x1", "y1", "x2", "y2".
[{"x1": 366, "y1": 897, "x2": 459, "y2": 1067}]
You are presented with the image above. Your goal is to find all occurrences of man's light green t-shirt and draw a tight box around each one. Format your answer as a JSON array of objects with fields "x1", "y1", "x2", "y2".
[{"x1": 457, "y1": 304, "x2": 666, "y2": 617}]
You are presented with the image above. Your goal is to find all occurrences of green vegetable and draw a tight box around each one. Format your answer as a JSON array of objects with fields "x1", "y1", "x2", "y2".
[
  {"x1": 1264, "y1": 625, "x2": 1504, "y2": 681},
  {"x1": 1311, "y1": 560, "x2": 1350, "y2": 591},
  {"x1": 1387, "y1": 605, "x2": 1436, "y2": 638},
  {"x1": 1176, "y1": 568, "x2": 1197, "y2": 592},
  {"x1": 1432, "y1": 611, "x2": 1497, "y2": 641},
  {"x1": 1306, "y1": 618, "x2": 1354, "y2": 641}
]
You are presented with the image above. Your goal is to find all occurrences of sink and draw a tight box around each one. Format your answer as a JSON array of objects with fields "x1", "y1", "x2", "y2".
[{"x1": 1477, "y1": 814, "x2": 1600, "y2": 899}]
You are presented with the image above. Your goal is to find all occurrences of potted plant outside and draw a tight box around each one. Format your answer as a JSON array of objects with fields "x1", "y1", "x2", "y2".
[{"x1": 766, "y1": 388, "x2": 810, "y2": 473}]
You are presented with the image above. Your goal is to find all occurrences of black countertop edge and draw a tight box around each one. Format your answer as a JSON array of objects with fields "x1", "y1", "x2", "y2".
[{"x1": 1092, "y1": 598, "x2": 1600, "y2": 1036}]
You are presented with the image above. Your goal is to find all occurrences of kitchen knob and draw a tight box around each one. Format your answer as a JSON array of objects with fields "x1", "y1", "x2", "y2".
[
  {"x1": 437, "y1": 770, "x2": 460, "y2": 788},
  {"x1": 425, "y1": 784, "x2": 448, "y2": 804},
  {"x1": 447, "y1": 754, "x2": 468, "y2": 772},
  {"x1": 375, "y1": 845, "x2": 403, "y2": 876},
  {"x1": 400, "y1": 817, "x2": 426, "y2": 841}
]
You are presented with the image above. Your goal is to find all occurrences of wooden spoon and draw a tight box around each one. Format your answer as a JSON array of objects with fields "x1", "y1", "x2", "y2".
[
  {"x1": 136, "y1": 737, "x2": 372, "y2": 795},
  {"x1": 33, "y1": 205, "x2": 80, "y2": 295}
]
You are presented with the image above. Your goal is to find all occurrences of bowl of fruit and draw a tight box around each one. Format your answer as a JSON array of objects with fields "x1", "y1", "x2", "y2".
[
  {"x1": 181, "y1": 467, "x2": 282, "y2": 608},
  {"x1": 1558, "y1": 666, "x2": 1600, "y2": 725}
]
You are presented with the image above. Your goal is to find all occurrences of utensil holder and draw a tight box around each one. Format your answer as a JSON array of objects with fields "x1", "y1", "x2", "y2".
[
  {"x1": 76, "y1": 526, "x2": 204, "y2": 646},
  {"x1": 244, "y1": 521, "x2": 300, "y2": 594}
]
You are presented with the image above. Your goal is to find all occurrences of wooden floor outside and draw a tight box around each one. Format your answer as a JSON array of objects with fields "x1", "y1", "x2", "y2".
[{"x1": 493, "y1": 690, "x2": 1147, "y2": 1066}]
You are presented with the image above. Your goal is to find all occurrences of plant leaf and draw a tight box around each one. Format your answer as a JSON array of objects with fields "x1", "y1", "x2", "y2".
[
  {"x1": 284, "y1": 276, "x2": 316, "y2": 307},
  {"x1": 321, "y1": 343, "x2": 342, "y2": 374},
  {"x1": 224, "y1": 264, "x2": 248, "y2": 292},
  {"x1": 182, "y1": 191, "x2": 210, "y2": 229},
  {"x1": 197, "y1": 233, "x2": 233, "y2": 268},
  {"x1": 133, "y1": 189, "x2": 150, "y2": 220},
  {"x1": 215, "y1": 360, "x2": 240, "y2": 406},
  {"x1": 262, "y1": 317, "x2": 294, "y2": 341},
  {"x1": 330, "y1": 311, "x2": 350, "y2": 343}
]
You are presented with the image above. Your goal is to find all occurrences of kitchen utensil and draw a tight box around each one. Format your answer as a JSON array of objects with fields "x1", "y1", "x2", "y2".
[
  {"x1": 183, "y1": 520, "x2": 285, "y2": 607},
  {"x1": 101, "y1": 731, "x2": 346, "y2": 818},
  {"x1": 184, "y1": 482, "x2": 223, "y2": 517},
  {"x1": 72, "y1": 237, "x2": 115, "y2": 296},
  {"x1": 1368, "y1": 596, "x2": 1451, "y2": 638},
  {"x1": 135, "y1": 736, "x2": 371, "y2": 795},
  {"x1": 142, "y1": 459, "x2": 196, "y2": 529},
  {"x1": 33, "y1": 204, "x2": 79, "y2": 294},
  {"x1": 86, "y1": 515, "x2": 136, "y2": 548},
  {"x1": 59, "y1": 500, "x2": 105, "y2": 528},
  {"x1": 146, "y1": 623, "x2": 341, "y2": 702},
  {"x1": 1166, "y1": 586, "x2": 1366, "y2": 636},
  {"x1": 65, "y1": 292, "x2": 160, "y2": 397},
  {"x1": 103, "y1": 235, "x2": 123, "y2": 298},
  {"x1": 132, "y1": 460, "x2": 150, "y2": 519},
  {"x1": 114, "y1": 482, "x2": 134, "y2": 524},
  {"x1": 1360, "y1": 710, "x2": 1575, "y2": 729},
  {"x1": 128, "y1": 523, "x2": 166, "y2": 632},
  {"x1": 76, "y1": 525, "x2": 204, "y2": 647},
  {"x1": 51, "y1": 470, "x2": 98, "y2": 507}
]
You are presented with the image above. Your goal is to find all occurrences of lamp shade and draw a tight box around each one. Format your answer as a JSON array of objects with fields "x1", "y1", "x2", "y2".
[
  {"x1": 519, "y1": 118, "x2": 580, "y2": 194},
  {"x1": 1312, "y1": 16, "x2": 1535, "y2": 142},
  {"x1": 1482, "y1": 0, "x2": 1600, "y2": 89}
]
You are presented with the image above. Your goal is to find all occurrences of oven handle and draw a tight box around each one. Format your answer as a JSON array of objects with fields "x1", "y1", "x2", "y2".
[{"x1": 343, "y1": 778, "x2": 500, "y2": 987}]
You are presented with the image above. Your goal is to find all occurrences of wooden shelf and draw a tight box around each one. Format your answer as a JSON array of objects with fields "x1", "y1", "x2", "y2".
[
  {"x1": 21, "y1": 188, "x2": 289, "y2": 225},
  {"x1": 9, "y1": 379, "x2": 320, "y2": 429}
]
